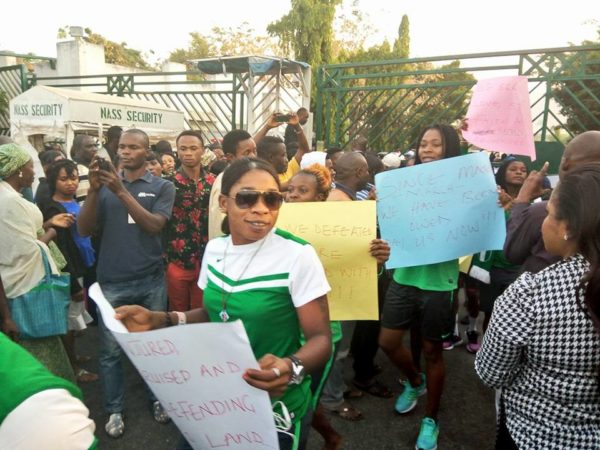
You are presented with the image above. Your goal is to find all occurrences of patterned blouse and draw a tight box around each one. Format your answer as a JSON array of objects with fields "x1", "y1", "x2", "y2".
[
  {"x1": 475, "y1": 254, "x2": 600, "y2": 449},
  {"x1": 164, "y1": 168, "x2": 215, "y2": 270}
]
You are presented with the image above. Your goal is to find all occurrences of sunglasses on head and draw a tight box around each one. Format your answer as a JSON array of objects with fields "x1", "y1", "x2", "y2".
[{"x1": 229, "y1": 190, "x2": 284, "y2": 210}]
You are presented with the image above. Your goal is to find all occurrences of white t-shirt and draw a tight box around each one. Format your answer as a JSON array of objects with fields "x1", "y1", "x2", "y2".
[{"x1": 199, "y1": 227, "x2": 330, "y2": 308}]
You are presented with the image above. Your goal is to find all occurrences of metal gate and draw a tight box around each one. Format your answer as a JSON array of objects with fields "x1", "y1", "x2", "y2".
[
  {"x1": 0, "y1": 64, "x2": 27, "y2": 135},
  {"x1": 315, "y1": 45, "x2": 600, "y2": 156},
  {"x1": 27, "y1": 71, "x2": 247, "y2": 143},
  {"x1": 26, "y1": 57, "x2": 311, "y2": 143}
]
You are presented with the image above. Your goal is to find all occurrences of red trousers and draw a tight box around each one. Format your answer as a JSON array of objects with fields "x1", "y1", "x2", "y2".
[{"x1": 166, "y1": 262, "x2": 203, "y2": 311}]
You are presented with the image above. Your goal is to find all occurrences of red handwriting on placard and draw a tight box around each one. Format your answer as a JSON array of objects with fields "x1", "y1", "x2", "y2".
[
  {"x1": 140, "y1": 369, "x2": 191, "y2": 385},
  {"x1": 124, "y1": 339, "x2": 179, "y2": 357},
  {"x1": 198, "y1": 361, "x2": 241, "y2": 377},
  {"x1": 165, "y1": 396, "x2": 257, "y2": 422},
  {"x1": 205, "y1": 431, "x2": 267, "y2": 448}
]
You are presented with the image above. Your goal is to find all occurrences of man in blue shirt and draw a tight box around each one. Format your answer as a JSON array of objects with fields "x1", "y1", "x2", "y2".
[{"x1": 78, "y1": 128, "x2": 175, "y2": 438}]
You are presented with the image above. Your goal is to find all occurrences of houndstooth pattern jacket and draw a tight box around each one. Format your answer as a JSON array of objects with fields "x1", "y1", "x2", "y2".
[{"x1": 475, "y1": 254, "x2": 600, "y2": 450}]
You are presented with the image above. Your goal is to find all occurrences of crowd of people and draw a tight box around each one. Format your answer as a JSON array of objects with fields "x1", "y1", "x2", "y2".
[{"x1": 0, "y1": 110, "x2": 599, "y2": 450}]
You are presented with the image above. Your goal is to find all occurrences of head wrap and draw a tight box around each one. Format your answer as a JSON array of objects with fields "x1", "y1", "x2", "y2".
[{"x1": 0, "y1": 143, "x2": 31, "y2": 180}]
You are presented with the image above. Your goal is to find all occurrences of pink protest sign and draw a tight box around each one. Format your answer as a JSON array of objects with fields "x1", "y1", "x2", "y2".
[{"x1": 463, "y1": 76, "x2": 536, "y2": 160}]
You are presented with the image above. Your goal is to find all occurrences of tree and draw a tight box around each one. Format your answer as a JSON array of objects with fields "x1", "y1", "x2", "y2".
[
  {"x1": 552, "y1": 30, "x2": 600, "y2": 135},
  {"x1": 267, "y1": 0, "x2": 342, "y2": 68},
  {"x1": 57, "y1": 26, "x2": 152, "y2": 70},
  {"x1": 322, "y1": 13, "x2": 474, "y2": 150},
  {"x1": 331, "y1": 1, "x2": 375, "y2": 60},
  {"x1": 169, "y1": 23, "x2": 279, "y2": 69},
  {"x1": 394, "y1": 15, "x2": 410, "y2": 59},
  {"x1": 169, "y1": 32, "x2": 212, "y2": 69}
]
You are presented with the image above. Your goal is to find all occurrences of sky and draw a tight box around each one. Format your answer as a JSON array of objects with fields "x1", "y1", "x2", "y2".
[{"x1": 1, "y1": 0, "x2": 598, "y2": 62}]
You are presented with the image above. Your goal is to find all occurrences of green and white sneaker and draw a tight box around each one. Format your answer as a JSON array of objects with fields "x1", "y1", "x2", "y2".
[
  {"x1": 395, "y1": 373, "x2": 426, "y2": 414},
  {"x1": 415, "y1": 417, "x2": 439, "y2": 450}
]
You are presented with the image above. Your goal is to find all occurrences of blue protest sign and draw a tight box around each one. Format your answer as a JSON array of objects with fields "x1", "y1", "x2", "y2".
[{"x1": 375, "y1": 152, "x2": 506, "y2": 268}]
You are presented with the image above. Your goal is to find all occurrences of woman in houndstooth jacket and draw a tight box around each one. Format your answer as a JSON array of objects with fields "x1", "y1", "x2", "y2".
[{"x1": 476, "y1": 164, "x2": 600, "y2": 450}]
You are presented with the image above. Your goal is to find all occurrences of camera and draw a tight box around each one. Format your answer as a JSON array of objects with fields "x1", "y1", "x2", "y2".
[
  {"x1": 275, "y1": 114, "x2": 292, "y2": 123},
  {"x1": 97, "y1": 157, "x2": 111, "y2": 172}
]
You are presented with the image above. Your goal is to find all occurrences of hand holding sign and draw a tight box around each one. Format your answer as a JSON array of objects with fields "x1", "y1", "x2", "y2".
[
  {"x1": 88, "y1": 283, "x2": 278, "y2": 450},
  {"x1": 277, "y1": 201, "x2": 378, "y2": 320},
  {"x1": 376, "y1": 152, "x2": 506, "y2": 268}
]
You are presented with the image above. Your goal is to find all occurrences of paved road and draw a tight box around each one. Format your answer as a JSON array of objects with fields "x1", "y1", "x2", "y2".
[{"x1": 77, "y1": 316, "x2": 496, "y2": 450}]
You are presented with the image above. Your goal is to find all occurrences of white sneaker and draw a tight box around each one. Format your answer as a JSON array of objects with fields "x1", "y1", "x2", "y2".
[
  {"x1": 105, "y1": 412, "x2": 125, "y2": 438},
  {"x1": 152, "y1": 401, "x2": 171, "y2": 424}
]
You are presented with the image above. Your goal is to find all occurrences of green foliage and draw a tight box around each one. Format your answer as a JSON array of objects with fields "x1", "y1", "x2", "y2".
[
  {"x1": 169, "y1": 32, "x2": 212, "y2": 69},
  {"x1": 331, "y1": 1, "x2": 376, "y2": 59},
  {"x1": 268, "y1": 0, "x2": 342, "y2": 69},
  {"x1": 57, "y1": 26, "x2": 152, "y2": 70},
  {"x1": 394, "y1": 15, "x2": 410, "y2": 59},
  {"x1": 552, "y1": 30, "x2": 600, "y2": 135},
  {"x1": 169, "y1": 23, "x2": 279, "y2": 71},
  {"x1": 320, "y1": 12, "x2": 474, "y2": 150}
]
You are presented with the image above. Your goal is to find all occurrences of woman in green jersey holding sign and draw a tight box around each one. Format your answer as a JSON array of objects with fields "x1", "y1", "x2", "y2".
[
  {"x1": 378, "y1": 124, "x2": 462, "y2": 450},
  {"x1": 116, "y1": 157, "x2": 332, "y2": 450}
]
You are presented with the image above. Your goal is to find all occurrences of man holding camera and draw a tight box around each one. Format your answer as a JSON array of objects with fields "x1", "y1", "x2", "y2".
[
  {"x1": 78, "y1": 128, "x2": 175, "y2": 439},
  {"x1": 254, "y1": 111, "x2": 311, "y2": 189}
]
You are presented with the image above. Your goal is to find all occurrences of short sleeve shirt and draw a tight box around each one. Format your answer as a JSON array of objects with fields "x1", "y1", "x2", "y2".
[
  {"x1": 164, "y1": 168, "x2": 215, "y2": 269},
  {"x1": 279, "y1": 157, "x2": 300, "y2": 184},
  {"x1": 96, "y1": 171, "x2": 175, "y2": 283},
  {"x1": 198, "y1": 228, "x2": 330, "y2": 422},
  {"x1": 393, "y1": 259, "x2": 459, "y2": 292}
]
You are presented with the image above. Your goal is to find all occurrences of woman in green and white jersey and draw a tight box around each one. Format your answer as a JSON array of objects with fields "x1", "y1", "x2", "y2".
[{"x1": 116, "y1": 158, "x2": 332, "y2": 450}]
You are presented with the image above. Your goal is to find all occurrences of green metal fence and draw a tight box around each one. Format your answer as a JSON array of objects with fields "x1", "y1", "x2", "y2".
[
  {"x1": 315, "y1": 45, "x2": 600, "y2": 158},
  {"x1": 27, "y1": 71, "x2": 249, "y2": 143},
  {"x1": 0, "y1": 64, "x2": 28, "y2": 135}
]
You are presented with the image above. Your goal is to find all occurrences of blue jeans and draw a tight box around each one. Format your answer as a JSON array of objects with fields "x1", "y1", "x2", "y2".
[
  {"x1": 321, "y1": 321, "x2": 355, "y2": 410},
  {"x1": 98, "y1": 269, "x2": 167, "y2": 413}
]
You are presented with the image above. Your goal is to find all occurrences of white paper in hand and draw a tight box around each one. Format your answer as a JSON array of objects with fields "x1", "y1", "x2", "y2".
[
  {"x1": 87, "y1": 282, "x2": 279, "y2": 449},
  {"x1": 88, "y1": 282, "x2": 128, "y2": 333}
]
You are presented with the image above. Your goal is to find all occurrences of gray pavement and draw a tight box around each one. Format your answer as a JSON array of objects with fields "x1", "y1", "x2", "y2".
[{"x1": 77, "y1": 315, "x2": 496, "y2": 450}]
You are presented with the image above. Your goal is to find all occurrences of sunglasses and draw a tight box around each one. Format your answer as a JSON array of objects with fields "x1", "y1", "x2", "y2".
[{"x1": 229, "y1": 190, "x2": 284, "y2": 210}]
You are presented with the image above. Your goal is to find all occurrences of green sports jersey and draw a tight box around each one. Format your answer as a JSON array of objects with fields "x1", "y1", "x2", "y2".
[
  {"x1": 393, "y1": 259, "x2": 459, "y2": 292},
  {"x1": 199, "y1": 228, "x2": 331, "y2": 423},
  {"x1": 0, "y1": 333, "x2": 97, "y2": 449}
]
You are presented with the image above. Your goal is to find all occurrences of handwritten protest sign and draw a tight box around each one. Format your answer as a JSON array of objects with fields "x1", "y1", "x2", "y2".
[
  {"x1": 463, "y1": 76, "x2": 536, "y2": 160},
  {"x1": 375, "y1": 152, "x2": 505, "y2": 268},
  {"x1": 88, "y1": 283, "x2": 278, "y2": 450},
  {"x1": 277, "y1": 201, "x2": 378, "y2": 320}
]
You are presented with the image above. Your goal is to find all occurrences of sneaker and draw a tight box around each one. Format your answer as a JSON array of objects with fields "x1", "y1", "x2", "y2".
[
  {"x1": 415, "y1": 417, "x2": 439, "y2": 450},
  {"x1": 466, "y1": 330, "x2": 481, "y2": 354},
  {"x1": 442, "y1": 334, "x2": 463, "y2": 351},
  {"x1": 395, "y1": 373, "x2": 426, "y2": 414},
  {"x1": 152, "y1": 400, "x2": 171, "y2": 423},
  {"x1": 105, "y1": 413, "x2": 125, "y2": 438}
]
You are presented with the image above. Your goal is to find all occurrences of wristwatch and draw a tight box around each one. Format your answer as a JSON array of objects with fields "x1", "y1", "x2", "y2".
[{"x1": 286, "y1": 354, "x2": 305, "y2": 385}]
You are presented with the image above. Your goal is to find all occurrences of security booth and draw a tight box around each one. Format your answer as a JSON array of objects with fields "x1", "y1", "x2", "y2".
[
  {"x1": 9, "y1": 85, "x2": 185, "y2": 179},
  {"x1": 192, "y1": 55, "x2": 312, "y2": 142},
  {"x1": 10, "y1": 85, "x2": 185, "y2": 149}
]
